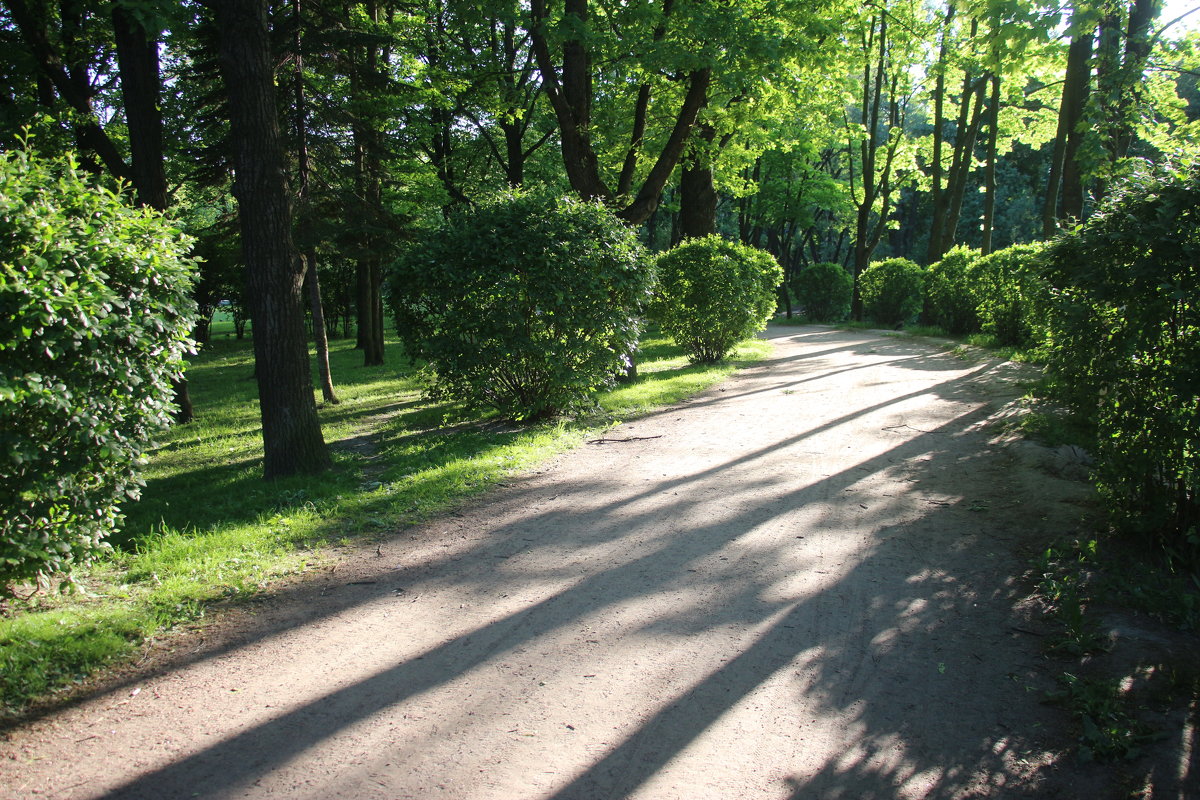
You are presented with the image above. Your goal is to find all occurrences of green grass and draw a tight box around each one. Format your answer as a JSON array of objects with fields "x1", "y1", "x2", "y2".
[{"x1": 0, "y1": 328, "x2": 770, "y2": 719}]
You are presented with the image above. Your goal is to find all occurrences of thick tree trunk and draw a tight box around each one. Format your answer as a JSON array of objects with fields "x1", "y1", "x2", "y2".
[
  {"x1": 528, "y1": 0, "x2": 709, "y2": 224},
  {"x1": 212, "y1": 0, "x2": 330, "y2": 478},
  {"x1": 938, "y1": 73, "x2": 987, "y2": 256},
  {"x1": 679, "y1": 124, "x2": 718, "y2": 239},
  {"x1": 1043, "y1": 24, "x2": 1094, "y2": 235},
  {"x1": 112, "y1": 5, "x2": 195, "y2": 424},
  {"x1": 350, "y1": 1, "x2": 386, "y2": 366}
]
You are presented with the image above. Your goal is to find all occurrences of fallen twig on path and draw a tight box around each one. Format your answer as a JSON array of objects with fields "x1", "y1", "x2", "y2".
[{"x1": 586, "y1": 435, "x2": 664, "y2": 444}]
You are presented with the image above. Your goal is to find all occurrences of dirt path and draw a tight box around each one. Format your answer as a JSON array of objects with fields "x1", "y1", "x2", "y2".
[{"x1": 3, "y1": 327, "x2": 1104, "y2": 799}]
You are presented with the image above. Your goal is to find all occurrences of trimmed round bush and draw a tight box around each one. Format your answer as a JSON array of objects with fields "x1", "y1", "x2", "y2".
[
  {"x1": 1, "y1": 150, "x2": 197, "y2": 593},
  {"x1": 654, "y1": 235, "x2": 783, "y2": 364},
  {"x1": 858, "y1": 258, "x2": 924, "y2": 327},
  {"x1": 792, "y1": 262, "x2": 852, "y2": 322},
  {"x1": 973, "y1": 242, "x2": 1049, "y2": 348},
  {"x1": 387, "y1": 192, "x2": 652, "y2": 421},
  {"x1": 925, "y1": 246, "x2": 982, "y2": 335}
]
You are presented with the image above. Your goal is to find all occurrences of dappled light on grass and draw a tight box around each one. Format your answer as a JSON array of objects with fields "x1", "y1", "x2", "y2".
[{"x1": 0, "y1": 328, "x2": 769, "y2": 716}]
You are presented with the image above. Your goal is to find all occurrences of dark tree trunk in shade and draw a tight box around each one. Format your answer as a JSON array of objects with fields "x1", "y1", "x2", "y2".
[
  {"x1": 349, "y1": 0, "x2": 386, "y2": 366},
  {"x1": 679, "y1": 124, "x2": 718, "y2": 240},
  {"x1": 1043, "y1": 23, "x2": 1094, "y2": 235},
  {"x1": 304, "y1": 252, "x2": 339, "y2": 405},
  {"x1": 112, "y1": 5, "x2": 194, "y2": 423},
  {"x1": 292, "y1": 0, "x2": 338, "y2": 405},
  {"x1": 211, "y1": 0, "x2": 330, "y2": 478}
]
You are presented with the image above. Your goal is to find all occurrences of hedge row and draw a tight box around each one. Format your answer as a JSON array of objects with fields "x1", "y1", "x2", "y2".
[
  {"x1": 855, "y1": 245, "x2": 1050, "y2": 348},
  {"x1": 855, "y1": 166, "x2": 1197, "y2": 562}
]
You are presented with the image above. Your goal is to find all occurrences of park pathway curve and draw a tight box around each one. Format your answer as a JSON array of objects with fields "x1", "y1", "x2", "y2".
[{"x1": 3, "y1": 327, "x2": 1100, "y2": 799}]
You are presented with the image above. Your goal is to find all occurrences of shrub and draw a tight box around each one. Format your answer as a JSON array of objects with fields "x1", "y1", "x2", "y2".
[
  {"x1": 972, "y1": 242, "x2": 1050, "y2": 348},
  {"x1": 925, "y1": 246, "x2": 982, "y2": 335},
  {"x1": 653, "y1": 235, "x2": 782, "y2": 363},
  {"x1": 0, "y1": 150, "x2": 197, "y2": 594},
  {"x1": 858, "y1": 257, "x2": 924, "y2": 327},
  {"x1": 791, "y1": 262, "x2": 852, "y2": 322},
  {"x1": 387, "y1": 192, "x2": 652, "y2": 421},
  {"x1": 1040, "y1": 163, "x2": 1199, "y2": 562}
]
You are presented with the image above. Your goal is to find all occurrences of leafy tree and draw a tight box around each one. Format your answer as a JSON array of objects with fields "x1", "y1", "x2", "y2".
[
  {"x1": 389, "y1": 193, "x2": 652, "y2": 420},
  {"x1": 654, "y1": 235, "x2": 782, "y2": 363},
  {"x1": 526, "y1": 0, "x2": 714, "y2": 223},
  {"x1": 0, "y1": 148, "x2": 196, "y2": 593}
]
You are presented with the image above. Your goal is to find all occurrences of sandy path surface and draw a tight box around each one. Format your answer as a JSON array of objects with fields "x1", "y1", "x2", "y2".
[{"x1": 2, "y1": 327, "x2": 1100, "y2": 799}]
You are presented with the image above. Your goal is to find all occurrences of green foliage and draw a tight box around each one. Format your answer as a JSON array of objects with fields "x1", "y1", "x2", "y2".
[
  {"x1": 973, "y1": 242, "x2": 1050, "y2": 348},
  {"x1": 858, "y1": 257, "x2": 925, "y2": 327},
  {"x1": 0, "y1": 149, "x2": 197, "y2": 594},
  {"x1": 925, "y1": 246, "x2": 982, "y2": 335},
  {"x1": 791, "y1": 261, "x2": 852, "y2": 322},
  {"x1": 1040, "y1": 163, "x2": 1200, "y2": 563},
  {"x1": 653, "y1": 235, "x2": 783, "y2": 364},
  {"x1": 388, "y1": 192, "x2": 653, "y2": 421},
  {"x1": 1048, "y1": 672, "x2": 1154, "y2": 762}
]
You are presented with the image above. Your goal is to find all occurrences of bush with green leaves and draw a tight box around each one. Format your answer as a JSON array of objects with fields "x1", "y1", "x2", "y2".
[
  {"x1": 0, "y1": 150, "x2": 197, "y2": 594},
  {"x1": 972, "y1": 242, "x2": 1050, "y2": 348},
  {"x1": 858, "y1": 257, "x2": 924, "y2": 327},
  {"x1": 388, "y1": 192, "x2": 652, "y2": 421},
  {"x1": 653, "y1": 235, "x2": 782, "y2": 364},
  {"x1": 1040, "y1": 163, "x2": 1199, "y2": 562},
  {"x1": 791, "y1": 262, "x2": 852, "y2": 322},
  {"x1": 925, "y1": 246, "x2": 982, "y2": 335}
]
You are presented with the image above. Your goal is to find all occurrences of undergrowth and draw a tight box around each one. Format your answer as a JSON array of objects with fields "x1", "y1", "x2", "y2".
[{"x1": 1035, "y1": 535, "x2": 1199, "y2": 763}]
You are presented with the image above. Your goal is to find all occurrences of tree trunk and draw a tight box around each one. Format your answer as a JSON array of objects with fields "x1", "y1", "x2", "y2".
[
  {"x1": 850, "y1": 13, "x2": 889, "y2": 318},
  {"x1": 292, "y1": 0, "x2": 338, "y2": 405},
  {"x1": 981, "y1": 73, "x2": 1001, "y2": 255},
  {"x1": 528, "y1": 0, "x2": 709, "y2": 224},
  {"x1": 679, "y1": 123, "x2": 718, "y2": 239},
  {"x1": 212, "y1": 0, "x2": 330, "y2": 478},
  {"x1": 937, "y1": 72, "x2": 987, "y2": 256},
  {"x1": 351, "y1": 0, "x2": 386, "y2": 366},
  {"x1": 1043, "y1": 23, "x2": 1094, "y2": 235},
  {"x1": 112, "y1": 5, "x2": 194, "y2": 424},
  {"x1": 304, "y1": 252, "x2": 339, "y2": 405},
  {"x1": 926, "y1": 2, "x2": 955, "y2": 262}
]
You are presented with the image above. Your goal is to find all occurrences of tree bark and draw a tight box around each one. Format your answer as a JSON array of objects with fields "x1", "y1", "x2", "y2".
[
  {"x1": 304, "y1": 252, "x2": 339, "y2": 405},
  {"x1": 112, "y1": 5, "x2": 195, "y2": 424},
  {"x1": 679, "y1": 123, "x2": 718, "y2": 239},
  {"x1": 292, "y1": 0, "x2": 338, "y2": 405},
  {"x1": 981, "y1": 73, "x2": 1001, "y2": 255},
  {"x1": 937, "y1": 72, "x2": 987, "y2": 256},
  {"x1": 528, "y1": 0, "x2": 710, "y2": 224},
  {"x1": 211, "y1": 0, "x2": 330, "y2": 478},
  {"x1": 349, "y1": 0, "x2": 386, "y2": 366},
  {"x1": 1043, "y1": 22, "x2": 1094, "y2": 235}
]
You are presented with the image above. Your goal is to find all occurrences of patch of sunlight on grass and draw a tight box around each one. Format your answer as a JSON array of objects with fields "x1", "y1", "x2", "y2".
[{"x1": 0, "y1": 329, "x2": 770, "y2": 717}]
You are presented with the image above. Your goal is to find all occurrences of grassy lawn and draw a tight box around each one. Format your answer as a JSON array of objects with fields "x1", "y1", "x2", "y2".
[{"x1": 0, "y1": 327, "x2": 770, "y2": 719}]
